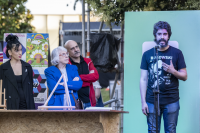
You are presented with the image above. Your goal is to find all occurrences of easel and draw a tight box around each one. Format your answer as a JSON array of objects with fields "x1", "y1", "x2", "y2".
[
  {"x1": 38, "y1": 74, "x2": 75, "y2": 110},
  {"x1": 0, "y1": 80, "x2": 7, "y2": 110}
]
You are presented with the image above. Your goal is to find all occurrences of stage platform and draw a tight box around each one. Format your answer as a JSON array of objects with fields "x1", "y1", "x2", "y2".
[{"x1": 0, "y1": 110, "x2": 128, "y2": 133}]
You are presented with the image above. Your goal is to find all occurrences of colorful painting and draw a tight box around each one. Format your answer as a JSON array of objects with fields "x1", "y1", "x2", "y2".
[
  {"x1": 26, "y1": 33, "x2": 49, "y2": 67},
  {"x1": 3, "y1": 33, "x2": 27, "y2": 63}
]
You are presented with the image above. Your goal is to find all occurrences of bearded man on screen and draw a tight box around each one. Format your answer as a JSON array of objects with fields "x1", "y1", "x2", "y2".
[{"x1": 140, "y1": 21, "x2": 187, "y2": 133}]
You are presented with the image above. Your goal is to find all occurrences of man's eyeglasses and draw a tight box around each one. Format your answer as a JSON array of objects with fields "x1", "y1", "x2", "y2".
[{"x1": 59, "y1": 53, "x2": 69, "y2": 57}]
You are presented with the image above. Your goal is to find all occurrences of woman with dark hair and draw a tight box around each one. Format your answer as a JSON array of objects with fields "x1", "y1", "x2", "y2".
[{"x1": 0, "y1": 34, "x2": 35, "y2": 109}]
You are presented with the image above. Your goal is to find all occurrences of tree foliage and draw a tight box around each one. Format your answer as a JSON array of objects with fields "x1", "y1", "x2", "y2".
[
  {"x1": 186, "y1": 0, "x2": 200, "y2": 10},
  {"x1": 0, "y1": 0, "x2": 35, "y2": 40},
  {"x1": 74, "y1": 0, "x2": 200, "y2": 26}
]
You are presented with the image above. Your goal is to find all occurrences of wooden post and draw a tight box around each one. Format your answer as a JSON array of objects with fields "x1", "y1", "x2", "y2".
[
  {"x1": 4, "y1": 88, "x2": 6, "y2": 109},
  {"x1": 0, "y1": 80, "x2": 7, "y2": 109}
]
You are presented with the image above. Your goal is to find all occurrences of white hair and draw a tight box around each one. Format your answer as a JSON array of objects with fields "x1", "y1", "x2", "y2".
[{"x1": 51, "y1": 46, "x2": 68, "y2": 66}]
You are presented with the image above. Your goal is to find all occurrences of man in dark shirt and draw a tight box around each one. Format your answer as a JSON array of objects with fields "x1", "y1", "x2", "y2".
[
  {"x1": 140, "y1": 21, "x2": 187, "y2": 133},
  {"x1": 64, "y1": 40, "x2": 99, "y2": 109}
]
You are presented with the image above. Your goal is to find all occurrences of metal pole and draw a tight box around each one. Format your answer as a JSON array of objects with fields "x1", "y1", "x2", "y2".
[
  {"x1": 82, "y1": 0, "x2": 86, "y2": 57},
  {"x1": 155, "y1": 48, "x2": 160, "y2": 133},
  {"x1": 103, "y1": 99, "x2": 118, "y2": 106},
  {"x1": 86, "y1": 3, "x2": 90, "y2": 58},
  {"x1": 120, "y1": 23, "x2": 124, "y2": 133},
  {"x1": 98, "y1": 21, "x2": 104, "y2": 33},
  {"x1": 115, "y1": 89, "x2": 118, "y2": 110},
  {"x1": 111, "y1": 72, "x2": 119, "y2": 99},
  {"x1": 109, "y1": 22, "x2": 113, "y2": 35}
]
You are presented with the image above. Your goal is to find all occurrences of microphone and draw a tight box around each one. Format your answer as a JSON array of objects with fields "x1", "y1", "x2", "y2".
[{"x1": 154, "y1": 45, "x2": 161, "y2": 49}]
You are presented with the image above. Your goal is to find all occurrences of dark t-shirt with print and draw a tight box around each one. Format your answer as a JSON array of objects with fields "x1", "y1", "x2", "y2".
[{"x1": 140, "y1": 46, "x2": 186, "y2": 105}]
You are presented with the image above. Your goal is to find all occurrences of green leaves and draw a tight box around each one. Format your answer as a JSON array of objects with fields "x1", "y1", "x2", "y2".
[
  {"x1": 0, "y1": 0, "x2": 35, "y2": 40},
  {"x1": 186, "y1": 0, "x2": 200, "y2": 10},
  {"x1": 74, "y1": 0, "x2": 200, "y2": 27}
]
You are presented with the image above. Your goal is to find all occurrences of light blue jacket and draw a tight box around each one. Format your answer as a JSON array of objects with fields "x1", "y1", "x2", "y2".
[{"x1": 44, "y1": 65, "x2": 83, "y2": 107}]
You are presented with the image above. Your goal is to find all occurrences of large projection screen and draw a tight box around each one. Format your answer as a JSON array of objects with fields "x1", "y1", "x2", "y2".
[{"x1": 124, "y1": 11, "x2": 200, "y2": 133}]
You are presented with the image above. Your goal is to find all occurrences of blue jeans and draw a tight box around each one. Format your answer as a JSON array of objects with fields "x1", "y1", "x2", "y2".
[
  {"x1": 83, "y1": 102, "x2": 91, "y2": 109},
  {"x1": 96, "y1": 94, "x2": 104, "y2": 107},
  {"x1": 147, "y1": 101, "x2": 180, "y2": 133}
]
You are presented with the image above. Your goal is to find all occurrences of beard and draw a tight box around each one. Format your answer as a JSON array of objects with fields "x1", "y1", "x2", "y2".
[{"x1": 154, "y1": 38, "x2": 169, "y2": 48}]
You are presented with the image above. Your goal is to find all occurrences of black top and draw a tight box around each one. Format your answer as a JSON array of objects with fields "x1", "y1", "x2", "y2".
[
  {"x1": 70, "y1": 56, "x2": 90, "y2": 103},
  {"x1": 16, "y1": 75, "x2": 23, "y2": 88},
  {"x1": 0, "y1": 60, "x2": 35, "y2": 110},
  {"x1": 16, "y1": 75, "x2": 27, "y2": 109},
  {"x1": 140, "y1": 46, "x2": 186, "y2": 105}
]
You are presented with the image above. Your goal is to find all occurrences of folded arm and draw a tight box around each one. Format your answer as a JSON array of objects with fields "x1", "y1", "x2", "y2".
[
  {"x1": 67, "y1": 80, "x2": 83, "y2": 91},
  {"x1": 67, "y1": 66, "x2": 83, "y2": 91},
  {"x1": 79, "y1": 61, "x2": 99, "y2": 84}
]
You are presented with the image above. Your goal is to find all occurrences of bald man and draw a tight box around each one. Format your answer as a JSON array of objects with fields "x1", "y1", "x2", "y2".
[{"x1": 64, "y1": 40, "x2": 99, "y2": 109}]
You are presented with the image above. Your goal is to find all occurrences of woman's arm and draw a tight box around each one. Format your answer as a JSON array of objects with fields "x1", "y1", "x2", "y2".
[
  {"x1": 45, "y1": 68, "x2": 66, "y2": 94},
  {"x1": 67, "y1": 80, "x2": 83, "y2": 91},
  {"x1": 67, "y1": 66, "x2": 83, "y2": 91}
]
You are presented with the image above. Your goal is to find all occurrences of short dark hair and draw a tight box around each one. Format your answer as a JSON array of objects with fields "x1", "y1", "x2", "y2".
[
  {"x1": 153, "y1": 21, "x2": 172, "y2": 39},
  {"x1": 5, "y1": 34, "x2": 21, "y2": 58}
]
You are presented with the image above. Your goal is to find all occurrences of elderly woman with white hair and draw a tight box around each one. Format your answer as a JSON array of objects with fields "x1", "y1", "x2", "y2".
[{"x1": 44, "y1": 46, "x2": 82, "y2": 108}]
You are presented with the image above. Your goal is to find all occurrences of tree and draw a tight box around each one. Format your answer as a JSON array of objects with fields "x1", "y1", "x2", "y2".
[
  {"x1": 143, "y1": 0, "x2": 200, "y2": 11},
  {"x1": 0, "y1": 0, "x2": 35, "y2": 40},
  {"x1": 186, "y1": 0, "x2": 200, "y2": 10},
  {"x1": 74, "y1": 0, "x2": 199, "y2": 26},
  {"x1": 74, "y1": 0, "x2": 145, "y2": 26}
]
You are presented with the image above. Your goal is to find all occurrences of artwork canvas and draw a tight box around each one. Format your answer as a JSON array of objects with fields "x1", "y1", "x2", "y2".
[
  {"x1": 3, "y1": 33, "x2": 27, "y2": 63},
  {"x1": 26, "y1": 33, "x2": 49, "y2": 67},
  {"x1": 33, "y1": 67, "x2": 47, "y2": 104}
]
